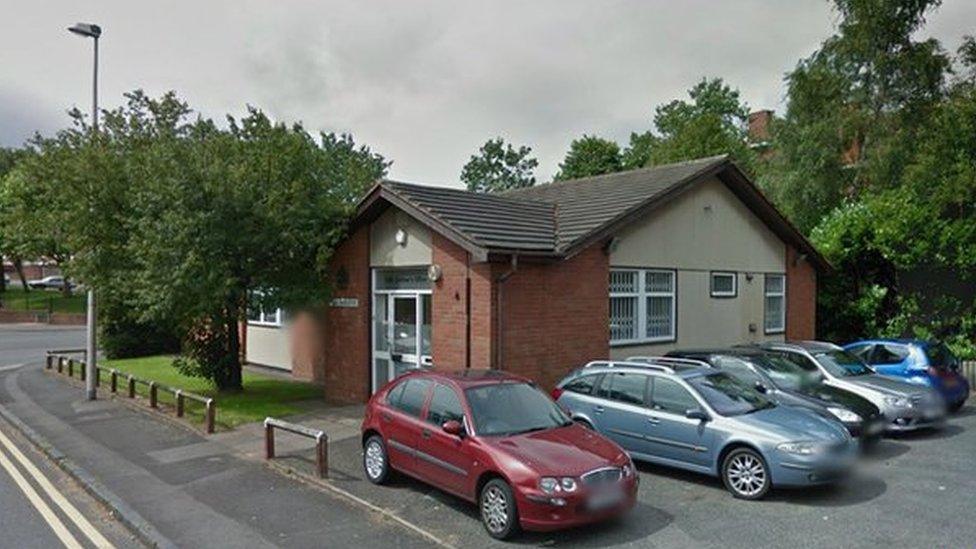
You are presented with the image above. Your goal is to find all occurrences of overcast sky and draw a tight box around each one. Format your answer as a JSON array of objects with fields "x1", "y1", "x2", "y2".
[{"x1": 2, "y1": 1, "x2": 973, "y2": 186}]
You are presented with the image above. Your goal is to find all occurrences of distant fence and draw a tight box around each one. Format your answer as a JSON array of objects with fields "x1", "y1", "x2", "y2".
[
  {"x1": 46, "y1": 350, "x2": 216, "y2": 434},
  {"x1": 963, "y1": 361, "x2": 976, "y2": 387}
]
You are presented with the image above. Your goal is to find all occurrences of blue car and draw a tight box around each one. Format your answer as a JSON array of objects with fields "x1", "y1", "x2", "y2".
[
  {"x1": 552, "y1": 359, "x2": 856, "y2": 500},
  {"x1": 844, "y1": 339, "x2": 970, "y2": 412}
]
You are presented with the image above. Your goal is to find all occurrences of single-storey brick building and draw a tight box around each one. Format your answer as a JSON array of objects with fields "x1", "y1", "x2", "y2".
[{"x1": 244, "y1": 155, "x2": 829, "y2": 403}]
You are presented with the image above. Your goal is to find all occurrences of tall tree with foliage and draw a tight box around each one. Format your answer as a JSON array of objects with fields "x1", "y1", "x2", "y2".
[
  {"x1": 461, "y1": 137, "x2": 538, "y2": 193},
  {"x1": 0, "y1": 147, "x2": 27, "y2": 292},
  {"x1": 554, "y1": 135, "x2": 622, "y2": 180},
  {"x1": 646, "y1": 78, "x2": 757, "y2": 174},
  {"x1": 762, "y1": 0, "x2": 950, "y2": 233},
  {"x1": 10, "y1": 91, "x2": 389, "y2": 390}
]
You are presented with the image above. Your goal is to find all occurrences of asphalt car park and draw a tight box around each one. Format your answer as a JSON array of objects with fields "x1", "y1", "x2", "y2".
[{"x1": 322, "y1": 402, "x2": 975, "y2": 548}]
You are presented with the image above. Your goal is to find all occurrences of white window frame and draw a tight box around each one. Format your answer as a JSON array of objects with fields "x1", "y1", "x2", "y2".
[
  {"x1": 764, "y1": 274, "x2": 786, "y2": 334},
  {"x1": 248, "y1": 291, "x2": 284, "y2": 327},
  {"x1": 609, "y1": 268, "x2": 676, "y2": 346},
  {"x1": 709, "y1": 271, "x2": 738, "y2": 298}
]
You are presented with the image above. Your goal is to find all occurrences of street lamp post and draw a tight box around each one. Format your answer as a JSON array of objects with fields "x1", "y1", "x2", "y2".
[{"x1": 68, "y1": 22, "x2": 102, "y2": 401}]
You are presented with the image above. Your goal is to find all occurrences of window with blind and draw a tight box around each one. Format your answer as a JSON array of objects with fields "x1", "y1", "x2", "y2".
[
  {"x1": 764, "y1": 274, "x2": 786, "y2": 334},
  {"x1": 609, "y1": 269, "x2": 676, "y2": 344}
]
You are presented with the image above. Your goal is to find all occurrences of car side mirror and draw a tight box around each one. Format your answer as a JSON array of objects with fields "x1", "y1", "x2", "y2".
[
  {"x1": 685, "y1": 408, "x2": 709, "y2": 422},
  {"x1": 754, "y1": 381, "x2": 768, "y2": 394},
  {"x1": 442, "y1": 420, "x2": 464, "y2": 437}
]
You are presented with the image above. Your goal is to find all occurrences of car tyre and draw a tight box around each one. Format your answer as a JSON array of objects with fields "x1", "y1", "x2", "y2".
[
  {"x1": 363, "y1": 435, "x2": 391, "y2": 485},
  {"x1": 949, "y1": 400, "x2": 965, "y2": 413},
  {"x1": 721, "y1": 448, "x2": 771, "y2": 500},
  {"x1": 480, "y1": 478, "x2": 520, "y2": 540},
  {"x1": 575, "y1": 418, "x2": 595, "y2": 430}
]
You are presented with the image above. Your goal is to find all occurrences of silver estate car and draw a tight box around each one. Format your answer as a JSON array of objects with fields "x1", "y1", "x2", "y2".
[
  {"x1": 751, "y1": 341, "x2": 946, "y2": 433},
  {"x1": 553, "y1": 359, "x2": 856, "y2": 500}
]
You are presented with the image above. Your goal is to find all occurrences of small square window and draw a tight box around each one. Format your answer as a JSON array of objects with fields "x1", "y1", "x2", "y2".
[{"x1": 710, "y1": 272, "x2": 737, "y2": 298}]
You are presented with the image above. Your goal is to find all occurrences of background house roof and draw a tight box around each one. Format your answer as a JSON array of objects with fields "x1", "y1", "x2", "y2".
[{"x1": 356, "y1": 155, "x2": 830, "y2": 271}]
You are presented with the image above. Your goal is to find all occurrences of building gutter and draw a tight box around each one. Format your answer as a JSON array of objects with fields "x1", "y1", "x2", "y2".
[{"x1": 494, "y1": 254, "x2": 518, "y2": 370}]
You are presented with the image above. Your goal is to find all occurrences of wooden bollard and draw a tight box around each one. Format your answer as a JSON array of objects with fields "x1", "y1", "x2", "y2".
[
  {"x1": 149, "y1": 382, "x2": 158, "y2": 408},
  {"x1": 205, "y1": 399, "x2": 215, "y2": 434},
  {"x1": 67, "y1": 359, "x2": 74, "y2": 378},
  {"x1": 46, "y1": 355, "x2": 53, "y2": 369},
  {"x1": 57, "y1": 357, "x2": 64, "y2": 373},
  {"x1": 175, "y1": 390, "x2": 184, "y2": 418},
  {"x1": 265, "y1": 421, "x2": 275, "y2": 459},
  {"x1": 80, "y1": 361, "x2": 86, "y2": 382},
  {"x1": 110, "y1": 370, "x2": 118, "y2": 393},
  {"x1": 127, "y1": 376, "x2": 136, "y2": 398},
  {"x1": 316, "y1": 433, "x2": 329, "y2": 479}
]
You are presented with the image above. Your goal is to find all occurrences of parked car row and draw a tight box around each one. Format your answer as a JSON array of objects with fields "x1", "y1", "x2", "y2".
[{"x1": 360, "y1": 339, "x2": 969, "y2": 540}]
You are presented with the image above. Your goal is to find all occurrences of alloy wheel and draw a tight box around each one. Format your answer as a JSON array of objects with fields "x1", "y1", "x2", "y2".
[
  {"x1": 726, "y1": 453, "x2": 767, "y2": 497},
  {"x1": 481, "y1": 485, "x2": 509, "y2": 534},
  {"x1": 364, "y1": 439, "x2": 385, "y2": 480}
]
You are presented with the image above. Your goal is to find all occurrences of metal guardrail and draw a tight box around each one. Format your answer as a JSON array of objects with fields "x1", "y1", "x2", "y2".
[
  {"x1": 264, "y1": 417, "x2": 328, "y2": 478},
  {"x1": 46, "y1": 351, "x2": 215, "y2": 434}
]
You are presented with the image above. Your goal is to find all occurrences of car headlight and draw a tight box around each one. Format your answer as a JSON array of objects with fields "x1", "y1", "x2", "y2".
[
  {"x1": 884, "y1": 396, "x2": 912, "y2": 408},
  {"x1": 539, "y1": 477, "x2": 578, "y2": 494},
  {"x1": 777, "y1": 441, "x2": 822, "y2": 455},
  {"x1": 827, "y1": 407, "x2": 862, "y2": 423}
]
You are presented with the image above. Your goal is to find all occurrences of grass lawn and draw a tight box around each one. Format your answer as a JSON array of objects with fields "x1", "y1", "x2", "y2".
[
  {"x1": 103, "y1": 355, "x2": 323, "y2": 429},
  {"x1": 1, "y1": 288, "x2": 86, "y2": 314}
]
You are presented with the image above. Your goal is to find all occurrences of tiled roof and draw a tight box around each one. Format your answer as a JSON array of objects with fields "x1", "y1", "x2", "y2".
[{"x1": 357, "y1": 155, "x2": 829, "y2": 271}]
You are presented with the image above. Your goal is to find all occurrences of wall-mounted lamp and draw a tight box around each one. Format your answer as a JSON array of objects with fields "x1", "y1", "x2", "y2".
[
  {"x1": 427, "y1": 264, "x2": 443, "y2": 282},
  {"x1": 395, "y1": 228, "x2": 408, "y2": 247}
]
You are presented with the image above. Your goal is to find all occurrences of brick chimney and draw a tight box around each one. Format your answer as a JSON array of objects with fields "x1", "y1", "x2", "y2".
[{"x1": 747, "y1": 110, "x2": 773, "y2": 144}]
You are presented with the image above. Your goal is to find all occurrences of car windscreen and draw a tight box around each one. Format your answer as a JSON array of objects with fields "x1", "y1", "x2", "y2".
[
  {"x1": 686, "y1": 372, "x2": 773, "y2": 416},
  {"x1": 465, "y1": 382, "x2": 572, "y2": 437},
  {"x1": 814, "y1": 350, "x2": 873, "y2": 377},
  {"x1": 751, "y1": 355, "x2": 823, "y2": 392}
]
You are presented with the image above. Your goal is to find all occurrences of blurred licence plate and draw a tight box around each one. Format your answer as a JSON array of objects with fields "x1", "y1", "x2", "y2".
[
  {"x1": 587, "y1": 488, "x2": 624, "y2": 511},
  {"x1": 945, "y1": 378, "x2": 958, "y2": 388}
]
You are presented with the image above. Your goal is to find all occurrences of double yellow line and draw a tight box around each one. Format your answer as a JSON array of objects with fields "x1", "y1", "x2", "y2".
[{"x1": 0, "y1": 427, "x2": 114, "y2": 548}]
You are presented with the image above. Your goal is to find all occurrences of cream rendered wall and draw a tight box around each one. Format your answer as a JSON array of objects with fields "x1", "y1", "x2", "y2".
[
  {"x1": 245, "y1": 324, "x2": 293, "y2": 370},
  {"x1": 370, "y1": 209, "x2": 432, "y2": 267},
  {"x1": 609, "y1": 177, "x2": 785, "y2": 358}
]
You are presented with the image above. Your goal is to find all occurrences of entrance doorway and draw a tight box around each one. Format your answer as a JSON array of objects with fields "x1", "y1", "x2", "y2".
[{"x1": 371, "y1": 268, "x2": 432, "y2": 393}]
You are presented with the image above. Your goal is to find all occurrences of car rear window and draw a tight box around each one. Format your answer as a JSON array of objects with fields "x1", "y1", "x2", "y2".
[
  {"x1": 924, "y1": 343, "x2": 957, "y2": 369},
  {"x1": 390, "y1": 378, "x2": 432, "y2": 418}
]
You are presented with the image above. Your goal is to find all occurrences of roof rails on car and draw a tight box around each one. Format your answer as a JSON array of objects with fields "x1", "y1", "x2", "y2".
[
  {"x1": 626, "y1": 356, "x2": 712, "y2": 369},
  {"x1": 582, "y1": 360, "x2": 675, "y2": 374}
]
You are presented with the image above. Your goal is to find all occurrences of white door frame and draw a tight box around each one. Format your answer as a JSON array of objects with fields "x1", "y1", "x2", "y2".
[{"x1": 371, "y1": 269, "x2": 432, "y2": 393}]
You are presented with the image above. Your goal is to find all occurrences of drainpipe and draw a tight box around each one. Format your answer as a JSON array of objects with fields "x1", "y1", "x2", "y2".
[{"x1": 494, "y1": 254, "x2": 518, "y2": 370}]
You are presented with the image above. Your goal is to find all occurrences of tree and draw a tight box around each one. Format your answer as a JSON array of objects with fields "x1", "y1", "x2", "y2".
[
  {"x1": 554, "y1": 135, "x2": 622, "y2": 180},
  {"x1": 461, "y1": 137, "x2": 538, "y2": 193},
  {"x1": 761, "y1": 0, "x2": 950, "y2": 233},
  {"x1": 9, "y1": 91, "x2": 389, "y2": 390},
  {"x1": 646, "y1": 78, "x2": 757, "y2": 174},
  {"x1": 0, "y1": 147, "x2": 27, "y2": 293},
  {"x1": 621, "y1": 131, "x2": 657, "y2": 170}
]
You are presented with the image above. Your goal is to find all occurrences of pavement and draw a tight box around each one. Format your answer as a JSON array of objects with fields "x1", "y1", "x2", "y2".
[
  {"x1": 0, "y1": 325, "x2": 431, "y2": 549},
  {"x1": 3, "y1": 324, "x2": 976, "y2": 548}
]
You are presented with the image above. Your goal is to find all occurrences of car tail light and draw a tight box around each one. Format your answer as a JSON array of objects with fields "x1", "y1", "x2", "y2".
[{"x1": 551, "y1": 387, "x2": 564, "y2": 400}]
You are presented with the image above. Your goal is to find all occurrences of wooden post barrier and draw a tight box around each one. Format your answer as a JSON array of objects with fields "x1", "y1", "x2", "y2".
[
  {"x1": 110, "y1": 369, "x2": 118, "y2": 393},
  {"x1": 148, "y1": 382, "x2": 158, "y2": 408},
  {"x1": 67, "y1": 359, "x2": 74, "y2": 378},
  {"x1": 79, "y1": 360, "x2": 86, "y2": 382},
  {"x1": 263, "y1": 418, "x2": 328, "y2": 478},
  {"x1": 127, "y1": 375, "x2": 136, "y2": 398}
]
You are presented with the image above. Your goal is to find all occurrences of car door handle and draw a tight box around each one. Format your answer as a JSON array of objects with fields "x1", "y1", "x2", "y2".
[
  {"x1": 421, "y1": 429, "x2": 432, "y2": 439},
  {"x1": 594, "y1": 406, "x2": 605, "y2": 414},
  {"x1": 381, "y1": 412, "x2": 392, "y2": 423},
  {"x1": 647, "y1": 417, "x2": 661, "y2": 425}
]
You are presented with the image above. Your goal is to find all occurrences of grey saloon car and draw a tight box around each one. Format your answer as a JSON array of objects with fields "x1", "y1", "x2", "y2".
[
  {"x1": 749, "y1": 341, "x2": 946, "y2": 432},
  {"x1": 552, "y1": 359, "x2": 856, "y2": 499}
]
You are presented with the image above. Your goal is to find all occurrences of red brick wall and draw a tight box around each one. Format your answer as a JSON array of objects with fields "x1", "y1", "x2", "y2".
[
  {"x1": 431, "y1": 234, "x2": 471, "y2": 369},
  {"x1": 498, "y1": 245, "x2": 610, "y2": 391},
  {"x1": 786, "y1": 245, "x2": 817, "y2": 340},
  {"x1": 317, "y1": 227, "x2": 371, "y2": 403}
]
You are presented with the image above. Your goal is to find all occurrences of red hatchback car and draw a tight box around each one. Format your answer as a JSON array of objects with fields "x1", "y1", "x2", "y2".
[{"x1": 361, "y1": 369, "x2": 638, "y2": 539}]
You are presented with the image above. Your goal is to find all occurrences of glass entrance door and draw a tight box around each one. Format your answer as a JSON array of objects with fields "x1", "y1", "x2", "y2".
[{"x1": 371, "y1": 268, "x2": 432, "y2": 393}]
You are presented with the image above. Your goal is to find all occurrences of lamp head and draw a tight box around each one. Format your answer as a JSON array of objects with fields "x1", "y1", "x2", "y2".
[{"x1": 68, "y1": 23, "x2": 101, "y2": 38}]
